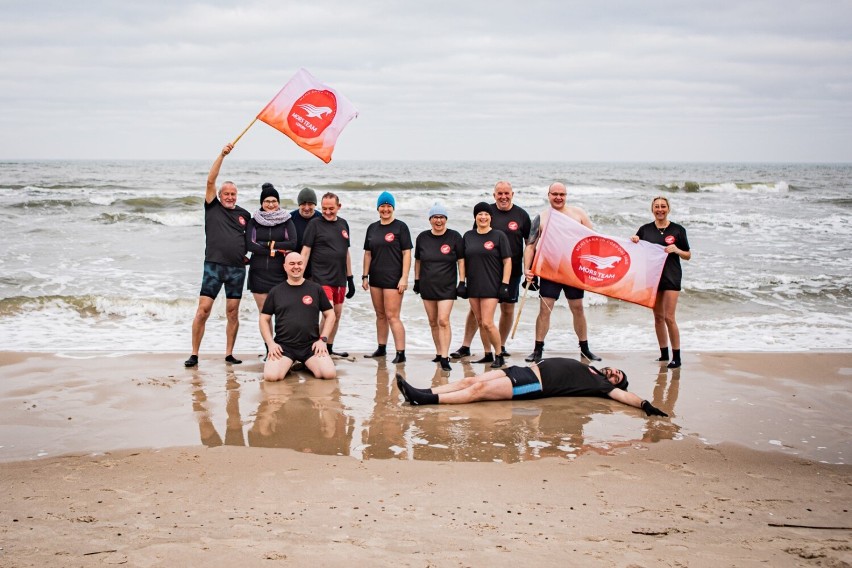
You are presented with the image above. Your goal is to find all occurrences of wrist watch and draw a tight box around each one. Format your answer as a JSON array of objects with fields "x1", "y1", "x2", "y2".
[{"x1": 320, "y1": 336, "x2": 328, "y2": 343}]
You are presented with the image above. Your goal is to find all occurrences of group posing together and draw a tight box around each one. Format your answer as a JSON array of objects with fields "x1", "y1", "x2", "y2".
[{"x1": 183, "y1": 144, "x2": 688, "y2": 417}]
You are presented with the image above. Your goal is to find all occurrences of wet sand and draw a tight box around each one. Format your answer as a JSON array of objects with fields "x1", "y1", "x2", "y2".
[{"x1": 1, "y1": 350, "x2": 851, "y2": 566}]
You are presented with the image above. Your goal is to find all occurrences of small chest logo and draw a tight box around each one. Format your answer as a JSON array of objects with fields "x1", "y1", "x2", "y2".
[
  {"x1": 665, "y1": 235, "x2": 675, "y2": 245},
  {"x1": 570, "y1": 236, "x2": 630, "y2": 288},
  {"x1": 484, "y1": 240, "x2": 495, "y2": 251},
  {"x1": 341, "y1": 229, "x2": 349, "y2": 239},
  {"x1": 238, "y1": 216, "x2": 246, "y2": 226},
  {"x1": 288, "y1": 90, "x2": 337, "y2": 138},
  {"x1": 508, "y1": 221, "x2": 519, "y2": 231},
  {"x1": 440, "y1": 244, "x2": 452, "y2": 255},
  {"x1": 384, "y1": 232, "x2": 395, "y2": 243},
  {"x1": 302, "y1": 295, "x2": 313, "y2": 305}
]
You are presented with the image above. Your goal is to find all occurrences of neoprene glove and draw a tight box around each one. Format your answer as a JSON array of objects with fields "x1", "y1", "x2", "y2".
[
  {"x1": 346, "y1": 275, "x2": 356, "y2": 299},
  {"x1": 527, "y1": 276, "x2": 539, "y2": 292},
  {"x1": 456, "y1": 282, "x2": 468, "y2": 299},
  {"x1": 413, "y1": 279, "x2": 420, "y2": 294},
  {"x1": 641, "y1": 400, "x2": 668, "y2": 417},
  {"x1": 498, "y1": 283, "x2": 512, "y2": 302}
]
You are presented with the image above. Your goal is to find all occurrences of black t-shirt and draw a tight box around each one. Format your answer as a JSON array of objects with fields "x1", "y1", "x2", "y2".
[
  {"x1": 535, "y1": 358, "x2": 617, "y2": 398},
  {"x1": 488, "y1": 204, "x2": 531, "y2": 277},
  {"x1": 262, "y1": 279, "x2": 333, "y2": 347},
  {"x1": 463, "y1": 229, "x2": 511, "y2": 298},
  {"x1": 204, "y1": 197, "x2": 250, "y2": 266},
  {"x1": 635, "y1": 222, "x2": 690, "y2": 290},
  {"x1": 302, "y1": 216, "x2": 351, "y2": 286},
  {"x1": 290, "y1": 209, "x2": 321, "y2": 251},
  {"x1": 415, "y1": 229, "x2": 465, "y2": 300},
  {"x1": 363, "y1": 218, "x2": 413, "y2": 289}
]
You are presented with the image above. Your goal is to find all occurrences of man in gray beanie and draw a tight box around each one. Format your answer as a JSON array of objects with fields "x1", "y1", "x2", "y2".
[{"x1": 290, "y1": 187, "x2": 321, "y2": 278}]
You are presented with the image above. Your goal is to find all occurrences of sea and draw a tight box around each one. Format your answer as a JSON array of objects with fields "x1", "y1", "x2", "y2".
[{"x1": 1, "y1": 160, "x2": 851, "y2": 355}]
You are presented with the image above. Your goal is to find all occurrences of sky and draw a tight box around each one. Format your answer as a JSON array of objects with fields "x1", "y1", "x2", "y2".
[{"x1": 1, "y1": 1, "x2": 851, "y2": 162}]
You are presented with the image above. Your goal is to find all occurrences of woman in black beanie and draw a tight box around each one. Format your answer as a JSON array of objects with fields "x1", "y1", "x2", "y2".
[{"x1": 246, "y1": 183, "x2": 297, "y2": 353}]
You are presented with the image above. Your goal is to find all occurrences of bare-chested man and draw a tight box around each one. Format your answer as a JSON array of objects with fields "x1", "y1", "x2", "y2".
[{"x1": 523, "y1": 182, "x2": 602, "y2": 363}]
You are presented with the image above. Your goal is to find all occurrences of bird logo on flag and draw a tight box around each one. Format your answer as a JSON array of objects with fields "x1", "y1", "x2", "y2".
[
  {"x1": 579, "y1": 255, "x2": 623, "y2": 269},
  {"x1": 298, "y1": 104, "x2": 333, "y2": 118}
]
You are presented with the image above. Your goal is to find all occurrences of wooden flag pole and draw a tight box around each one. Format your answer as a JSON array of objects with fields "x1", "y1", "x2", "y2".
[
  {"x1": 231, "y1": 117, "x2": 258, "y2": 147},
  {"x1": 510, "y1": 279, "x2": 532, "y2": 340}
]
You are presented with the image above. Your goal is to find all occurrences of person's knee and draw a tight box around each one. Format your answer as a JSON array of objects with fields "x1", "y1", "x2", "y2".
[
  {"x1": 437, "y1": 316, "x2": 450, "y2": 329},
  {"x1": 469, "y1": 381, "x2": 489, "y2": 398},
  {"x1": 263, "y1": 367, "x2": 285, "y2": 381},
  {"x1": 568, "y1": 301, "x2": 584, "y2": 316}
]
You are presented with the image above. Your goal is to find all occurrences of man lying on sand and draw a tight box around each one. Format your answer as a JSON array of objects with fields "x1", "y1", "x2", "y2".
[{"x1": 396, "y1": 357, "x2": 668, "y2": 416}]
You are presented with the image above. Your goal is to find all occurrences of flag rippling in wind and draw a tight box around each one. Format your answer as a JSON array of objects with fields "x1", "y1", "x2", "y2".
[
  {"x1": 531, "y1": 210, "x2": 669, "y2": 308},
  {"x1": 257, "y1": 68, "x2": 358, "y2": 163}
]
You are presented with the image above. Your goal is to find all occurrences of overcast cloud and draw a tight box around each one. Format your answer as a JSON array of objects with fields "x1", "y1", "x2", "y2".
[{"x1": 1, "y1": 0, "x2": 850, "y2": 161}]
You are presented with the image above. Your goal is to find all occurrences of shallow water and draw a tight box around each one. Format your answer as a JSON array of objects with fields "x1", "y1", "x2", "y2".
[{"x1": 1, "y1": 160, "x2": 851, "y2": 353}]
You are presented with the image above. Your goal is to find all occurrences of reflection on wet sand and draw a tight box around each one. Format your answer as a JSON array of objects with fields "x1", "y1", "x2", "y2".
[
  {"x1": 189, "y1": 358, "x2": 685, "y2": 463},
  {"x1": 191, "y1": 371, "x2": 245, "y2": 448}
]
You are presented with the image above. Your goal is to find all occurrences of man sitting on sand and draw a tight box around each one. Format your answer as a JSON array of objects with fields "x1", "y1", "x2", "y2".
[
  {"x1": 396, "y1": 357, "x2": 668, "y2": 416},
  {"x1": 260, "y1": 252, "x2": 337, "y2": 381}
]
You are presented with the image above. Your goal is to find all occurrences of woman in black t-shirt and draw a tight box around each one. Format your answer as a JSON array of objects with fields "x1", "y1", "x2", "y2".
[
  {"x1": 414, "y1": 203, "x2": 465, "y2": 371},
  {"x1": 362, "y1": 191, "x2": 413, "y2": 363},
  {"x1": 631, "y1": 196, "x2": 691, "y2": 369},
  {"x1": 463, "y1": 202, "x2": 512, "y2": 369}
]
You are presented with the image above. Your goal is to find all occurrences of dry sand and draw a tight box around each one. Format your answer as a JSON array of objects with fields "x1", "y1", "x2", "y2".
[{"x1": 1, "y1": 350, "x2": 850, "y2": 567}]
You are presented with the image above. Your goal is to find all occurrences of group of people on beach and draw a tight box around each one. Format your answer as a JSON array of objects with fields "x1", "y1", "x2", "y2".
[{"x1": 184, "y1": 143, "x2": 688, "y2": 416}]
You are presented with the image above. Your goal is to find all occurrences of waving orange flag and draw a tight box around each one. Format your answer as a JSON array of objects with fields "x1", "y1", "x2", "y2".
[{"x1": 256, "y1": 68, "x2": 359, "y2": 163}]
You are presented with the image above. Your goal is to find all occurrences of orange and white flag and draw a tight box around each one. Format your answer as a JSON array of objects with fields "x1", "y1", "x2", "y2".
[
  {"x1": 257, "y1": 68, "x2": 358, "y2": 163},
  {"x1": 531, "y1": 210, "x2": 668, "y2": 308}
]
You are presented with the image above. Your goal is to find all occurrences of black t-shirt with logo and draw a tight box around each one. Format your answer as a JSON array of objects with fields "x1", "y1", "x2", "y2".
[
  {"x1": 414, "y1": 229, "x2": 465, "y2": 300},
  {"x1": 513, "y1": 358, "x2": 617, "y2": 400},
  {"x1": 262, "y1": 279, "x2": 333, "y2": 347},
  {"x1": 635, "y1": 222, "x2": 690, "y2": 290},
  {"x1": 363, "y1": 218, "x2": 413, "y2": 289},
  {"x1": 463, "y1": 229, "x2": 511, "y2": 298},
  {"x1": 488, "y1": 204, "x2": 531, "y2": 277},
  {"x1": 302, "y1": 216, "x2": 351, "y2": 286},
  {"x1": 204, "y1": 197, "x2": 250, "y2": 267}
]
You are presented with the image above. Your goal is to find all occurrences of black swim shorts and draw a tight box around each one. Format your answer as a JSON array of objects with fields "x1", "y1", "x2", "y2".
[
  {"x1": 504, "y1": 365, "x2": 543, "y2": 399},
  {"x1": 539, "y1": 277, "x2": 584, "y2": 301},
  {"x1": 280, "y1": 343, "x2": 317, "y2": 364}
]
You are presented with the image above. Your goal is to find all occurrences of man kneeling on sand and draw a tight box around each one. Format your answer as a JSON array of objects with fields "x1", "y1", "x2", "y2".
[
  {"x1": 260, "y1": 253, "x2": 337, "y2": 381},
  {"x1": 396, "y1": 357, "x2": 667, "y2": 416}
]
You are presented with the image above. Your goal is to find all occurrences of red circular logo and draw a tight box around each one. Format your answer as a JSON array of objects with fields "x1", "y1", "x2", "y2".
[
  {"x1": 665, "y1": 235, "x2": 675, "y2": 245},
  {"x1": 302, "y1": 295, "x2": 313, "y2": 305},
  {"x1": 484, "y1": 240, "x2": 495, "y2": 250},
  {"x1": 508, "y1": 221, "x2": 519, "y2": 231},
  {"x1": 238, "y1": 216, "x2": 246, "y2": 226},
  {"x1": 440, "y1": 244, "x2": 451, "y2": 255},
  {"x1": 570, "y1": 236, "x2": 630, "y2": 288},
  {"x1": 287, "y1": 90, "x2": 337, "y2": 138},
  {"x1": 341, "y1": 230, "x2": 349, "y2": 239},
  {"x1": 384, "y1": 232, "x2": 395, "y2": 242}
]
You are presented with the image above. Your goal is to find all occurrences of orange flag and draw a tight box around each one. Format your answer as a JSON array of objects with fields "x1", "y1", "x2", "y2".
[
  {"x1": 531, "y1": 210, "x2": 668, "y2": 308},
  {"x1": 257, "y1": 68, "x2": 359, "y2": 163}
]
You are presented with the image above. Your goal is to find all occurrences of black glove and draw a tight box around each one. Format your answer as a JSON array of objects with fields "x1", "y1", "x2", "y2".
[
  {"x1": 413, "y1": 279, "x2": 420, "y2": 294},
  {"x1": 498, "y1": 283, "x2": 512, "y2": 302},
  {"x1": 456, "y1": 281, "x2": 468, "y2": 299},
  {"x1": 641, "y1": 400, "x2": 668, "y2": 417},
  {"x1": 527, "y1": 276, "x2": 539, "y2": 292},
  {"x1": 346, "y1": 275, "x2": 356, "y2": 299}
]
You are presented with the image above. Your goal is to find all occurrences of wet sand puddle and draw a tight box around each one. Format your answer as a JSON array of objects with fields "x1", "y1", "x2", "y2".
[{"x1": 0, "y1": 351, "x2": 849, "y2": 464}]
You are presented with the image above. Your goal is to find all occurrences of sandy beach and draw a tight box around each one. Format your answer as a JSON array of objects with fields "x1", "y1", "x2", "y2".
[{"x1": 1, "y1": 350, "x2": 850, "y2": 566}]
